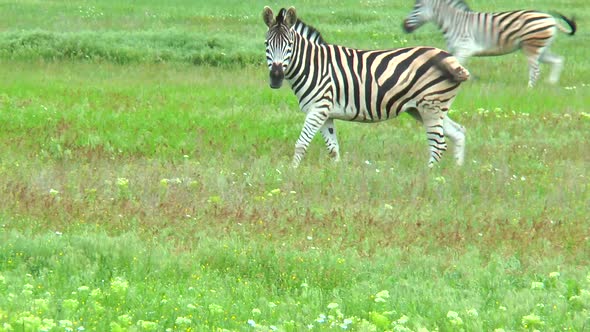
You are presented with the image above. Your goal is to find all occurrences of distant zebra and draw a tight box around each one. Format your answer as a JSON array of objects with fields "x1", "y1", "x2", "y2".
[
  {"x1": 403, "y1": 0, "x2": 576, "y2": 87},
  {"x1": 263, "y1": 6, "x2": 470, "y2": 168}
]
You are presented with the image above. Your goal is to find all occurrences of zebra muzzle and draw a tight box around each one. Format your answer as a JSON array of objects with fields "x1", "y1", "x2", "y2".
[
  {"x1": 402, "y1": 20, "x2": 416, "y2": 33},
  {"x1": 269, "y1": 63, "x2": 284, "y2": 89}
]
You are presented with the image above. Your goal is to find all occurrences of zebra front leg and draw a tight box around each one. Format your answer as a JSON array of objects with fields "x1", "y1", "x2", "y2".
[
  {"x1": 319, "y1": 118, "x2": 340, "y2": 162},
  {"x1": 292, "y1": 110, "x2": 329, "y2": 168}
]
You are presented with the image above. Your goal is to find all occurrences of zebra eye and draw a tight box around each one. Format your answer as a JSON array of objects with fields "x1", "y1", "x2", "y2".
[{"x1": 264, "y1": 41, "x2": 269, "y2": 46}]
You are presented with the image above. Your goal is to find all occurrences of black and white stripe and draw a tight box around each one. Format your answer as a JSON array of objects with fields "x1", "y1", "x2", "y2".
[
  {"x1": 263, "y1": 6, "x2": 470, "y2": 168},
  {"x1": 403, "y1": 0, "x2": 576, "y2": 87}
]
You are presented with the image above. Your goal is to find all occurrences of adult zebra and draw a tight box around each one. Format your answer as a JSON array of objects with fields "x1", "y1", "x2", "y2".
[
  {"x1": 403, "y1": 0, "x2": 576, "y2": 87},
  {"x1": 263, "y1": 6, "x2": 470, "y2": 168}
]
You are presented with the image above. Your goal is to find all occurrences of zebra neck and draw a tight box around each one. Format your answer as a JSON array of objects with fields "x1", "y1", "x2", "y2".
[
  {"x1": 285, "y1": 34, "x2": 328, "y2": 87},
  {"x1": 433, "y1": 3, "x2": 468, "y2": 34}
]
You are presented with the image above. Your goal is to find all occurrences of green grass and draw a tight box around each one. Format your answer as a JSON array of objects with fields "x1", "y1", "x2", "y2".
[{"x1": 1, "y1": 0, "x2": 589, "y2": 331}]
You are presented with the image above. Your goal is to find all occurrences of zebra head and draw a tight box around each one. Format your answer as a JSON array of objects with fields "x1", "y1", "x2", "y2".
[
  {"x1": 262, "y1": 6, "x2": 297, "y2": 89},
  {"x1": 403, "y1": 0, "x2": 433, "y2": 33}
]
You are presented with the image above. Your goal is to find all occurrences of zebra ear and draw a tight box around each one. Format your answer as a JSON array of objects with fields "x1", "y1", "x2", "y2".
[
  {"x1": 284, "y1": 7, "x2": 297, "y2": 28},
  {"x1": 262, "y1": 6, "x2": 275, "y2": 28}
]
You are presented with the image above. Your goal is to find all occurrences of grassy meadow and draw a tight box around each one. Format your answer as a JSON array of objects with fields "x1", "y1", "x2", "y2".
[{"x1": 0, "y1": 0, "x2": 589, "y2": 331}]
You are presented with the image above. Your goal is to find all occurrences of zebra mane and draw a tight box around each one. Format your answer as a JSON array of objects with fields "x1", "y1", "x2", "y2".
[
  {"x1": 293, "y1": 19, "x2": 326, "y2": 45},
  {"x1": 443, "y1": 0, "x2": 471, "y2": 11}
]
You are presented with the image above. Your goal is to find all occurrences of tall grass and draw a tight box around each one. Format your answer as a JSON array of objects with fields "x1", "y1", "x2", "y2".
[
  {"x1": 0, "y1": 29, "x2": 261, "y2": 66},
  {"x1": 0, "y1": 0, "x2": 589, "y2": 331},
  {"x1": 2, "y1": 227, "x2": 588, "y2": 331},
  {"x1": 1, "y1": 60, "x2": 589, "y2": 331}
]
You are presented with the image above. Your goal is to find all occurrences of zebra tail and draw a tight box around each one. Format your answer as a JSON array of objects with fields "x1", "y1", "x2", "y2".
[
  {"x1": 552, "y1": 12, "x2": 576, "y2": 35},
  {"x1": 432, "y1": 52, "x2": 470, "y2": 83}
]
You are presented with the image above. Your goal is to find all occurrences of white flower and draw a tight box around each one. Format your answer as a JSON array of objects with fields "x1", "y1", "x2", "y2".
[
  {"x1": 446, "y1": 311, "x2": 459, "y2": 319},
  {"x1": 447, "y1": 311, "x2": 463, "y2": 325},
  {"x1": 110, "y1": 277, "x2": 129, "y2": 294},
  {"x1": 77, "y1": 286, "x2": 90, "y2": 293},
  {"x1": 175, "y1": 316, "x2": 191, "y2": 325},
  {"x1": 118, "y1": 314, "x2": 132, "y2": 325},
  {"x1": 375, "y1": 290, "x2": 390, "y2": 299},
  {"x1": 522, "y1": 313, "x2": 544, "y2": 327},
  {"x1": 466, "y1": 308, "x2": 478, "y2": 317},
  {"x1": 40, "y1": 319, "x2": 56, "y2": 332},
  {"x1": 208, "y1": 304, "x2": 223, "y2": 314},
  {"x1": 59, "y1": 320, "x2": 73, "y2": 327},
  {"x1": 116, "y1": 177, "x2": 129, "y2": 187},
  {"x1": 247, "y1": 319, "x2": 256, "y2": 327},
  {"x1": 397, "y1": 315, "x2": 409, "y2": 324},
  {"x1": 531, "y1": 281, "x2": 544, "y2": 290},
  {"x1": 327, "y1": 302, "x2": 339, "y2": 310},
  {"x1": 549, "y1": 272, "x2": 560, "y2": 279}
]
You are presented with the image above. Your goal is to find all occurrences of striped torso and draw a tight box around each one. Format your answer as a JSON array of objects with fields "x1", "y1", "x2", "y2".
[
  {"x1": 437, "y1": 8, "x2": 558, "y2": 56},
  {"x1": 285, "y1": 36, "x2": 461, "y2": 122}
]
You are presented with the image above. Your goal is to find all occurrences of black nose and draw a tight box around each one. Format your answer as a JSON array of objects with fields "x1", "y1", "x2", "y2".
[{"x1": 269, "y1": 63, "x2": 284, "y2": 89}]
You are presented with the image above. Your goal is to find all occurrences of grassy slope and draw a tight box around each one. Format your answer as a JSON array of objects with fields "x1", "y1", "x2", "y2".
[{"x1": 0, "y1": 0, "x2": 589, "y2": 331}]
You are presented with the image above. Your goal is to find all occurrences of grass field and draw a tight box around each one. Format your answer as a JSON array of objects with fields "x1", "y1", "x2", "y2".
[{"x1": 0, "y1": 0, "x2": 589, "y2": 331}]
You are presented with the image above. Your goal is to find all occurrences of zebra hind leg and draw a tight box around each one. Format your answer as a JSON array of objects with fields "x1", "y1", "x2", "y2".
[
  {"x1": 419, "y1": 109, "x2": 447, "y2": 168},
  {"x1": 527, "y1": 58, "x2": 541, "y2": 88},
  {"x1": 523, "y1": 44, "x2": 544, "y2": 87},
  {"x1": 319, "y1": 118, "x2": 340, "y2": 162},
  {"x1": 539, "y1": 50, "x2": 564, "y2": 84},
  {"x1": 443, "y1": 116, "x2": 466, "y2": 166}
]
